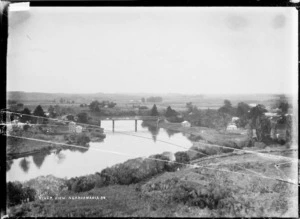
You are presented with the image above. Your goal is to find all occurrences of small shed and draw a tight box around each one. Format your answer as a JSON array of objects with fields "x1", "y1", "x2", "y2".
[{"x1": 181, "y1": 121, "x2": 191, "y2": 128}]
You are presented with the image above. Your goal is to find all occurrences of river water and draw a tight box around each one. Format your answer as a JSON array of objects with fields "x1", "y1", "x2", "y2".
[{"x1": 7, "y1": 120, "x2": 193, "y2": 182}]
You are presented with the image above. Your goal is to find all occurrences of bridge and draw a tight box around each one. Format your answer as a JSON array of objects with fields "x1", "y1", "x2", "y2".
[{"x1": 98, "y1": 116, "x2": 162, "y2": 132}]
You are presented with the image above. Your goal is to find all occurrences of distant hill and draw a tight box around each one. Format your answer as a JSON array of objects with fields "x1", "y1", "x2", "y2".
[{"x1": 6, "y1": 91, "x2": 288, "y2": 107}]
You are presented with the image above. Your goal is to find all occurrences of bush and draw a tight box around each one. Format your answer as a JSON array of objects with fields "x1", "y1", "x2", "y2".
[
  {"x1": 7, "y1": 182, "x2": 36, "y2": 207},
  {"x1": 175, "y1": 151, "x2": 190, "y2": 165},
  {"x1": 65, "y1": 133, "x2": 90, "y2": 146},
  {"x1": 67, "y1": 176, "x2": 96, "y2": 193}
]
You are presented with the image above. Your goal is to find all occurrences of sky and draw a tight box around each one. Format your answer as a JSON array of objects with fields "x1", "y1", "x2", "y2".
[{"x1": 7, "y1": 7, "x2": 298, "y2": 95}]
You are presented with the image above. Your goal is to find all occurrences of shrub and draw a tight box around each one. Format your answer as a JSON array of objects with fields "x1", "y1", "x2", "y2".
[
  {"x1": 175, "y1": 151, "x2": 190, "y2": 165},
  {"x1": 67, "y1": 176, "x2": 96, "y2": 193},
  {"x1": 7, "y1": 182, "x2": 36, "y2": 207},
  {"x1": 65, "y1": 133, "x2": 90, "y2": 146}
]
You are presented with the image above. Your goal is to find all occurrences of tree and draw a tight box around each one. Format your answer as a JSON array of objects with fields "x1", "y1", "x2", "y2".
[
  {"x1": 19, "y1": 108, "x2": 31, "y2": 123},
  {"x1": 7, "y1": 182, "x2": 36, "y2": 207},
  {"x1": 66, "y1": 115, "x2": 75, "y2": 121},
  {"x1": 107, "y1": 102, "x2": 117, "y2": 108},
  {"x1": 77, "y1": 112, "x2": 88, "y2": 123},
  {"x1": 175, "y1": 151, "x2": 190, "y2": 166},
  {"x1": 217, "y1": 100, "x2": 235, "y2": 130},
  {"x1": 33, "y1": 105, "x2": 46, "y2": 123},
  {"x1": 224, "y1": 99, "x2": 232, "y2": 108},
  {"x1": 165, "y1": 106, "x2": 177, "y2": 118},
  {"x1": 273, "y1": 95, "x2": 290, "y2": 115},
  {"x1": 150, "y1": 104, "x2": 159, "y2": 116},
  {"x1": 48, "y1": 105, "x2": 57, "y2": 118},
  {"x1": 286, "y1": 115, "x2": 292, "y2": 143},
  {"x1": 33, "y1": 105, "x2": 46, "y2": 117},
  {"x1": 255, "y1": 115, "x2": 271, "y2": 142},
  {"x1": 186, "y1": 102, "x2": 194, "y2": 113},
  {"x1": 218, "y1": 99, "x2": 235, "y2": 116},
  {"x1": 236, "y1": 102, "x2": 250, "y2": 127},
  {"x1": 236, "y1": 102, "x2": 250, "y2": 117},
  {"x1": 248, "y1": 104, "x2": 270, "y2": 143},
  {"x1": 248, "y1": 104, "x2": 267, "y2": 128},
  {"x1": 217, "y1": 111, "x2": 231, "y2": 131},
  {"x1": 89, "y1": 101, "x2": 101, "y2": 112}
]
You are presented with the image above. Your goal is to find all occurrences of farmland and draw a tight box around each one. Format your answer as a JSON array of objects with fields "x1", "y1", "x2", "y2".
[{"x1": 4, "y1": 91, "x2": 298, "y2": 217}]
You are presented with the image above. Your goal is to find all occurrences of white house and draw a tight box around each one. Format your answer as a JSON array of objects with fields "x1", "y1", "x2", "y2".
[
  {"x1": 181, "y1": 121, "x2": 191, "y2": 128},
  {"x1": 264, "y1": 112, "x2": 278, "y2": 117},
  {"x1": 227, "y1": 123, "x2": 237, "y2": 131},
  {"x1": 249, "y1": 103, "x2": 257, "y2": 107},
  {"x1": 162, "y1": 151, "x2": 176, "y2": 161},
  {"x1": 75, "y1": 125, "x2": 83, "y2": 133},
  {"x1": 231, "y1": 117, "x2": 239, "y2": 122},
  {"x1": 68, "y1": 121, "x2": 76, "y2": 133}
]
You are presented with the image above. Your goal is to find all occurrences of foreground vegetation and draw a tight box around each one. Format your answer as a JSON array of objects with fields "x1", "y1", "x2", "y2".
[{"x1": 7, "y1": 146, "x2": 298, "y2": 217}]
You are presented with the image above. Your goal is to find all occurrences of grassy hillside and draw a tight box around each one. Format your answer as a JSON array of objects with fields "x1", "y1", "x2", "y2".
[{"x1": 8, "y1": 148, "x2": 298, "y2": 217}]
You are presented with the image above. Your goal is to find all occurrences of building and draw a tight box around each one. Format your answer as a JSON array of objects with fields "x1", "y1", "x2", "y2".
[
  {"x1": 264, "y1": 112, "x2": 278, "y2": 117},
  {"x1": 75, "y1": 125, "x2": 83, "y2": 133},
  {"x1": 231, "y1": 117, "x2": 239, "y2": 122},
  {"x1": 162, "y1": 151, "x2": 176, "y2": 161},
  {"x1": 249, "y1": 103, "x2": 257, "y2": 107},
  {"x1": 227, "y1": 122, "x2": 237, "y2": 131},
  {"x1": 68, "y1": 121, "x2": 76, "y2": 133},
  {"x1": 181, "y1": 121, "x2": 191, "y2": 128}
]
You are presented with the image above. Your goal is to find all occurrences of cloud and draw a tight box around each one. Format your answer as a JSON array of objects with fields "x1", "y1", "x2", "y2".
[
  {"x1": 272, "y1": 14, "x2": 286, "y2": 29},
  {"x1": 226, "y1": 15, "x2": 249, "y2": 31}
]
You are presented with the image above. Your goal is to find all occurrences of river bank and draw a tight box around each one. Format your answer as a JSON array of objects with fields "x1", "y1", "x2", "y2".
[
  {"x1": 7, "y1": 148, "x2": 298, "y2": 217},
  {"x1": 142, "y1": 120, "x2": 249, "y2": 148},
  {"x1": 6, "y1": 129, "x2": 106, "y2": 160}
]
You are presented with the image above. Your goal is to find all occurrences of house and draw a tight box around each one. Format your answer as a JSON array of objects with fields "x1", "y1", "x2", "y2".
[
  {"x1": 75, "y1": 125, "x2": 83, "y2": 133},
  {"x1": 227, "y1": 122, "x2": 237, "y2": 131},
  {"x1": 231, "y1": 117, "x2": 239, "y2": 122},
  {"x1": 264, "y1": 112, "x2": 278, "y2": 117},
  {"x1": 249, "y1": 103, "x2": 257, "y2": 107},
  {"x1": 162, "y1": 151, "x2": 175, "y2": 161},
  {"x1": 181, "y1": 121, "x2": 191, "y2": 128},
  {"x1": 68, "y1": 121, "x2": 76, "y2": 133}
]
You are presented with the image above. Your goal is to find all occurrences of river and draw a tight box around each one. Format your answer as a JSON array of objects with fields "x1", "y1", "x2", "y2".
[{"x1": 7, "y1": 120, "x2": 193, "y2": 182}]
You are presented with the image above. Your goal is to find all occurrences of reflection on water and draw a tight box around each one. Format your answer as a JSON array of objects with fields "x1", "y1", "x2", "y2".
[
  {"x1": 7, "y1": 120, "x2": 193, "y2": 182},
  {"x1": 19, "y1": 158, "x2": 30, "y2": 173},
  {"x1": 32, "y1": 151, "x2": 51, "y2": 168},
  {"x1": 7, "y1": 159, "x2": 13, "y2": 171},
  {"x1": 141, "y1": 121, "x2": 160, "y2": 142},
  {"x1": 165, "y1": 129, "x2": 181, "y2": 138}
]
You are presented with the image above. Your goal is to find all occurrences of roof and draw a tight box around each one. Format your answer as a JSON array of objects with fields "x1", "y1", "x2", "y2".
[
  {"x1": 249, "y1": 103, "x2": 257, "y2": 107},
  {"x1": 264, "y1": 112, "x2": 278, "y2": 117},
  {"x1": 182, "y1": 121, "x2": 190, "y2": 124}
]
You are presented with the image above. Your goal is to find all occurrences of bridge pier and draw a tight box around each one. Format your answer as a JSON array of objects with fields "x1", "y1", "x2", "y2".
[{"x1": 135, "y1": 119, "x2": 137, "y2": 132}]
